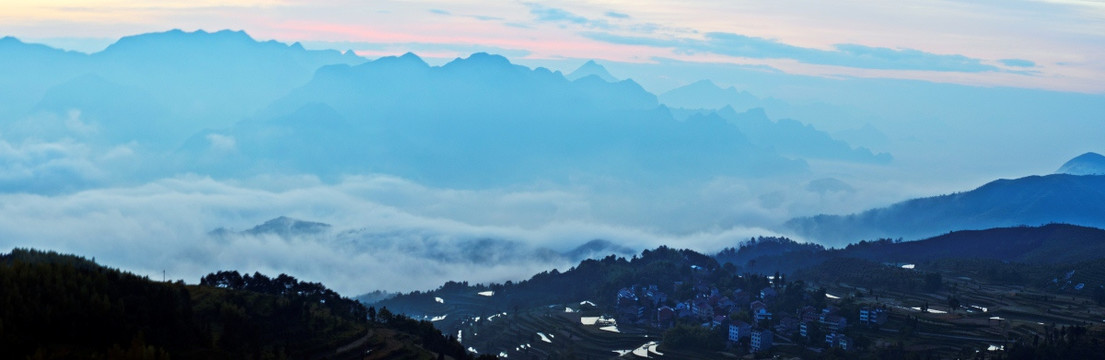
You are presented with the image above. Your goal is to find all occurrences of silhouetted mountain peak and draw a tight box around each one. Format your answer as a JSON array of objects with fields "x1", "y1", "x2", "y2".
[
  {"x1": 105, "y1": 29, "x2": 253, "y2": 51},
  {"x1": 1057, "y1": 152, "x2": 1105, "y2": 175},
  {"x1": 806, "y1": 177, "x2": 856, "y2": 194},
  {"x1": 98, "y1": 29, "x2": 354, "y2": 62},
  {"x1": 717, "y1": 104, "x2": 739, "y2": 117},
  {"x1": 444, "y1": 52, "x2": 514, "y2": 70},
  {"x1": 245, "y1": 216, "x2": 332, "y2": 236},
  {"x1": 686, "y1": 79, "x2": 723, "y2": 90},
  {"x1": 371, "y1": 52, "x2": 429, "y2": 69},
  {"x1": 567, "y1": 60, "x2": 618, "y2": 82},
  {"x1": 562, "y1": 239, "x2": 636, "y2": 260},
  {"x1": 659, "y1": 79, "x2": 762, "y2": 112}
]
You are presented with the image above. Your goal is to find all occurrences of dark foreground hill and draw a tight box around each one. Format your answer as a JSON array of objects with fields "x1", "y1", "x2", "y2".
[
  {"x1": 722, "y1": 224, "x2": 1105, "y2": 275},
  {"x1": 839, "y1": 223, "x2": 1105, "y2": 265},
  {"x1": 785, "y1": 174, "x2": 1105, "y2": 246},
  {"x1": 0, "y1": 248, "x2": 487, "y2": 360}
]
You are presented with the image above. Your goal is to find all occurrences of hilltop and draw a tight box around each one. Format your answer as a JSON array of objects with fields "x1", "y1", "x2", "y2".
[
  {"x1": 785, "y1": 173, "x2": 1105, "y2": 246},
  {"x1": 0, "y1": 248, "x2": 488, "y2": 360},
  {"x1": 1057, "y1": 152, "x2": 1105, "y2": 175}
]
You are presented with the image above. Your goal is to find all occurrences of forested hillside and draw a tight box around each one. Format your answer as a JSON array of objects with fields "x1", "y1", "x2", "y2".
[{"x1": 0, "y1": 248, "x2": 483, "y2": 360}]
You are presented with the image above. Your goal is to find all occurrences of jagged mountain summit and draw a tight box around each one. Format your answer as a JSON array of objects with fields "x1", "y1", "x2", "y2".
[
  {"x1": 1057, "y1": 152, "x2": 1105, "y2": 175},
  {"x1": 717, "y1": 107, "x2": 891, "y2": 163},
  {"x1": 565, "y1": 59, "x2": 619, "y2": 82},
  {"x1": 181, "y1": 51, "x2": 810, "y2": 186}
]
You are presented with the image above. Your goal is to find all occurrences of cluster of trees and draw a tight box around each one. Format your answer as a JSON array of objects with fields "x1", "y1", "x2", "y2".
[
  {"x1": 715, "y1": 236, "x2": 826, "y2": 274},
  {"x1": 0, "y1": 248, "x2": 483, "y2": 360},
  {"x1": 0, "y1": 249, "x2": 200, "y2": 359},
  {"x1": 199, "y1": 270, "x2": 367, "y2": 320},
  {"x1": 660, "y1": 324, "x2": 727, "y2": 352}
]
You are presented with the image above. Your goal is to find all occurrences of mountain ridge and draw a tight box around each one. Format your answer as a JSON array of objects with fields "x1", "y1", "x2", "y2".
[
  {"x1": 184, "y1": 50, "x2": 810, "y2": 186},
  {"x1": 785, "y1": 173, "x2": 1105, "y2": 246}
]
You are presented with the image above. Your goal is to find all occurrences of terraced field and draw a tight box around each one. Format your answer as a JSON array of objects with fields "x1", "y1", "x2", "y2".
[
  {"x1": 816, "y1": 272, "x2": 1105, "y2": 357},
  {"x1": 381, "y1": 288, "x2": 727, "y2": 359}
]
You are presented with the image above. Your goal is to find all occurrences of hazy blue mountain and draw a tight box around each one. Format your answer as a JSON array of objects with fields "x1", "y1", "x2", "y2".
[
  {"x1": 1, "y1": 30, "x2": 365, "y2": 146},
  {"x1": 658, "y1": 78, "x2": 897, "y2": 153},
  {"x1": 1058, "y1": 152, "x2": 1105, "y2": 175},
  {"x1": 659, "y1": 79, "x2": 760, "y2": 111},
  {"x1": 565, "y1": 59, "x2": 619, "y2": 82},
  {"x1": 185, "y1": 52, "x2": 807, "y2": 186},
  {"x1": 786, "y1": 174, "x2": 1105, "y2": 246},
  {"x1": 666, "y1": 104, "x2": 890, "y2": 164},
  {"x1": 28, "y1": 74, "x2": 172, "y2": 144},
  {"x1": 717, "y1": 107, "x2": 892, "y2": 163},
  {"x1": 90, "y1": 29, "x2": 363, "y2": 129},
  {"x1": 244, "y1": 216, "x2": 332, "y2": 236},
  {"x1": 208, "y1": 216, "x2": 333, "y2": 238},
  {"x1": 0, "y1": 36, "x2": 89, "y2": 119},
  {"x1": 805, "y1": 177, "x2": 856, "y2": 195}
]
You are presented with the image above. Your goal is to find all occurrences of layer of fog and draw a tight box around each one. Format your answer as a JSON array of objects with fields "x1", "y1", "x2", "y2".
[{"x1": 0, "y1": 160, "x2": 947, "y2": 295}]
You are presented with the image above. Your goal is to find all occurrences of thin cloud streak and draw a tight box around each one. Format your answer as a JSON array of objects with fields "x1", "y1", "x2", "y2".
[{"x1": 583, "y1": 31, "x2": 1003, "y2": 72}]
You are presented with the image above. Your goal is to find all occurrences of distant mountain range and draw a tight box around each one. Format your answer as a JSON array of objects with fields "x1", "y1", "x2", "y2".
[
  {"x1": 714, "y1": 107, "x2": 890, "y2": 163},
  {"x1": 786, "y1": 154, "x2": 1105, "y2": 245},
  {"x1": 0, "y1": 29, "x2": 894, "y2": 190},
  {"x1": 178, "y1": 50, "x2": 820, "y2": 185}
]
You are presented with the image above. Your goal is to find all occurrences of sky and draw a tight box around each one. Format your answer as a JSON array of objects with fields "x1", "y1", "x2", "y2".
[
  {"x1": 1, "y1": 0, "x2": 1103, "y2": 294},
  {"x1": 3, "y1": 0, "x2": 1105, "y2": 93}
]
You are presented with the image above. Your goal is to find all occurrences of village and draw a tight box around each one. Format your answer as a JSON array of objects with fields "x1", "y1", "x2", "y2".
[
  {"x1": 611, "y1": 265, "x2": 888, "y2": 356},
  {"x1": 382, "y1": 246, "x2": 1105, "y2": 359}
]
